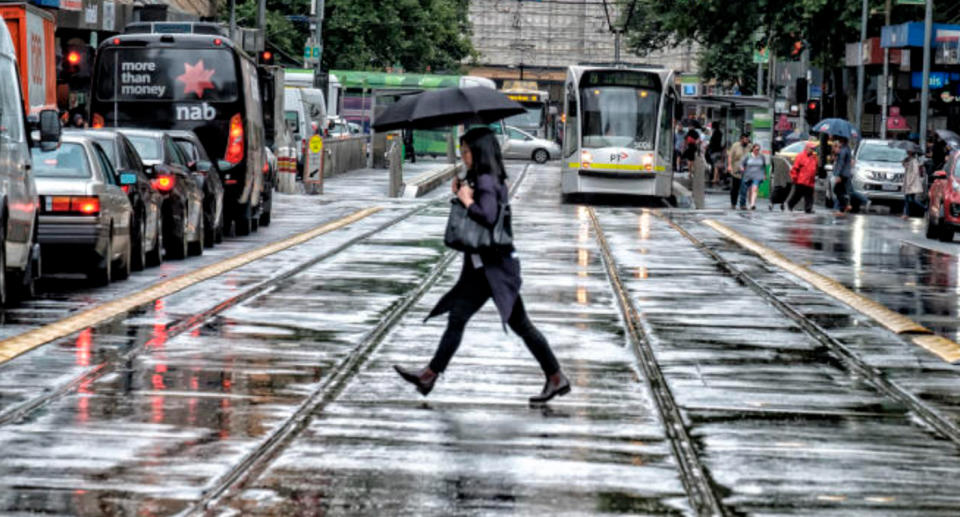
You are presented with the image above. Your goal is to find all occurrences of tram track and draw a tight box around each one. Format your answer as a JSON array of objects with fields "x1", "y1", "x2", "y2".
[
  {"x1": 186, "y1": 164, "x2": 531, "y2": 515},
  {"x1": 586, "y1": 206, "x2": 727, "y2": 517},
  {"x1": 0, "y1": 200, "x2": 444, "y2": 427},
  {"x1": 655, "y1": 211, "x2": 960, "y2": 448}
]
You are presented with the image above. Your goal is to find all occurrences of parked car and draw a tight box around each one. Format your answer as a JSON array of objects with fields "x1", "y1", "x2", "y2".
[
  {"x1": 169, "y1": 130, "x2": 226, "y2": 243},
  {"x1": 504, "y1": 126, "x2": 561, "y2": 164},
  {"x1": 851, "y1": 139, "x2": 908, "y2": 204},
  {"x1": 67, "y1": 129, "x2": 163, "y2": 269},
  {"x1": 32, "y1": 135, "x2": 133, "y2": 285},
  {"x1": 119, "y1": 129, "x2": 205, "y2": 259},
  {"x1": 0, "y1": 18, "x2": 48, "y2": 303},
  {"x1": 926, "y1": 149, "x2": 960, "y2": 243}
]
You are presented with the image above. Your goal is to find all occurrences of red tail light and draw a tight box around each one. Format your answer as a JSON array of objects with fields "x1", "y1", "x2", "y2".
[
  {"x1": 151, "y1": 174, "x2": 176, "y2": 192},
  {"x1": 46, "y1": 196, "x2": 99, "y2": 215},
  {"x1": 92, "y1": 113, "x2": 104, "y2": 129},
  {"x1": 121, "y1": 185, "x2": 130, "y2": 194},
  {"x1": 225, "y1": 114, "x2": 244, "y2": 165}
]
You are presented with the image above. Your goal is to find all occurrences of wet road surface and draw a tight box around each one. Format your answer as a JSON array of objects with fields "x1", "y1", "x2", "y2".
[{"x1": 2, "y1": 164, "x2": 960, "y2": 515}]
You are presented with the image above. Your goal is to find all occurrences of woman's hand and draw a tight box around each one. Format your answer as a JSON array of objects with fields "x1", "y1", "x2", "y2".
[
  {"x1": 457, "y1": 183, "x2": 475, "y2": 208},
  {"x1": 451, "y1": 177, "x2": 461, "y2": 194}
]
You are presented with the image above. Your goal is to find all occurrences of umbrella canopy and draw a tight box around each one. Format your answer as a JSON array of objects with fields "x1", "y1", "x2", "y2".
[
  {"x1": 811, "y1": 118, "x2": 859, "y2": 140},
  {"x1": 887, "y1": 140, "x2": 921, "y2": 154},
  {"x1": 372, "y1": 87, "x2": 525, "y2": 132},
  {"x1": 935, "y1": 129, "x2": 960, "y2": 147}
]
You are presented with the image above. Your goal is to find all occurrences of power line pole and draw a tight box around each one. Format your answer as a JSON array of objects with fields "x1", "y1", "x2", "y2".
[
  {"x1": 855, "y1": 0, "x2": 867, "y2": 133},
  {"x1": 312, "y1": 0, "x2": 326, "y2": 92},
  {"x1": 880, "y1": 0, "x2": 891, "y2": 139},
  {"x1": 919, "y1": 0, "x2": 933, "y2": 147},
  {"x1": 229, "y1": 0, "x2": 237, "y2": 42},
  {"x1": 257, "y1": 0, "x2": 266, "y2": 32}
]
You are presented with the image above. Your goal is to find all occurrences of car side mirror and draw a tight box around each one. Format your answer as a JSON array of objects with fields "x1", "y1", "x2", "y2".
[
  {"x1": 119, "y1": 171, "x2": 138, "y2": 186},
  {"x1": 38, "y1": 109, "x2": 61, "y2": 152},
  {"x1": 186, "y1": 160, "x2": 198, "y2": 172},
  {"x1": 934, "y1": 170, "x2": 948, "y2": 178}
]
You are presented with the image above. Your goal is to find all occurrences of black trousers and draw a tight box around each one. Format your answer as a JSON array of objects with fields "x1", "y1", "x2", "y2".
[
  {"x1": 429, "y1": 275, "x2": 560, "y2": 377},
  {"x1": 729, "y1": 176, "x2": 742, "y2": 208},
  {"x1": 787, "y1": 184, "x2": 814, "y2": 213}
]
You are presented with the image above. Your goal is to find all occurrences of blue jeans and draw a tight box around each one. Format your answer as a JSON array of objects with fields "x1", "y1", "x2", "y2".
[
  {"x1": 739, "y1": 179, "x2": 761, "y2": 207},
  {"x1": 904, "y1": 193, "x2": 925, "y2": 216}
]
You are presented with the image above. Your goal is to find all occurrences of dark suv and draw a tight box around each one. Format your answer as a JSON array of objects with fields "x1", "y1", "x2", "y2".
[{"x1": 169, "y1": 130, "x2": 225, "y2": 245}]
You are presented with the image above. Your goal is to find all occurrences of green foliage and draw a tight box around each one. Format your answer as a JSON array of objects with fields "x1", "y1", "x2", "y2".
[
  {"x1": 624, "y1": 0, "x2": 885, "y2": 86},
  {"x1": 322, "y1": 0, "x2": 474, "y2": 73},
  {"x1": 218, "y1": 0, "x2": 311, "y2": 62}
]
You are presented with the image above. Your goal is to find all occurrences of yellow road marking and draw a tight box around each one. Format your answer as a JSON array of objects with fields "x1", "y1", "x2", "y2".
[
  {"x1": 0, "y1": 206, "x2": 382, "y2": 365},
  {"x1": 703, "y1": 219, "x2": 928, "y2": 335},
  {"x1": 912, "y1": 335, "x2": 960, "y2": 363}
]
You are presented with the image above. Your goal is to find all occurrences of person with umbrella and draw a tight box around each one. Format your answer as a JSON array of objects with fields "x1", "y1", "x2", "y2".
[{"x1": 898, "y1": 141, "x2": 925, "y2": 219}]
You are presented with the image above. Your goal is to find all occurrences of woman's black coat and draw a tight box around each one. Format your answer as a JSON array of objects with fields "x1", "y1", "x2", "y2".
[{"x1": 426, "y1": 171, "x2": 520, "y2": 327}]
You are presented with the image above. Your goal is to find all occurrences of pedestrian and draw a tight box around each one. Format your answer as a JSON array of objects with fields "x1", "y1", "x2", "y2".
[
  {"x1": 739, "y1": 143, "x2": 769, "y2": 210},
  {"x1": 682, "y1": 127, "x2": 700, "y2": 171},
  {"x1": 787, "y1": 142, "x2": 818, "y2": 213},
  {"x1": 394, "y1": 127, "x2": 570, "y2": 404},
  {"x1": 708, "y1": 129, "x2": 725, "y2": 186},
  {"x1": 70, "y1": 110, "x2": 87, "y2": 129},
  {"x1": 674, "y1": 125, "x2": 685, "y2": 171},
  {"x1": 901, "y1": 147, "x2": 925, "y2": 219},
  {"x1": 831, "y1": 137, "x2": 867, "y2": 216},
  {"x1": 727, "y1": 133, "x2": 751, "y2": 209}
]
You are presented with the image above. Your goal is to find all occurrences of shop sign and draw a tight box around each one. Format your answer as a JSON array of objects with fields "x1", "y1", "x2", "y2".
[{"x1": 60, "y1": 0, "x2": 82, "y2": 10}]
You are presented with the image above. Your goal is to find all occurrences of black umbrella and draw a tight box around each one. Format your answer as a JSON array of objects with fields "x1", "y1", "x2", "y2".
[
  {"x1": 935, "y1": 129, "x2": 960, "y2": 147},
  {"x1": 372, "y1": 87, "x2": 525, "y2": 132}
]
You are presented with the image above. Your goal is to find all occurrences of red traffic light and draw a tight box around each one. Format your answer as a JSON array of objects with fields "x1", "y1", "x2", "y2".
[
  {"x1": 262, "y1": 51, "x2": 272, "y2": 61},
  {"x1": 808, "y1": 102, "x2": 818, "y2": 111},
  {"x1": 67, "y1": 51, "x2": 81, "y2": 65}
]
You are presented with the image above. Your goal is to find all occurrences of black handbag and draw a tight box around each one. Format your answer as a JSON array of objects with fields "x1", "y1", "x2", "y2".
[{"x1": 443, "y1": 197, "x2": 513, "y2": 252}]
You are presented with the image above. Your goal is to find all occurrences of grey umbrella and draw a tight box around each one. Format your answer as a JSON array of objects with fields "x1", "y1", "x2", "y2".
[
  {"x1": 935, "y1": 129, "x2": 960, "y2": 148},
  {"x1": 372, "y1": 87, "x2": 525, "y2": 132}
]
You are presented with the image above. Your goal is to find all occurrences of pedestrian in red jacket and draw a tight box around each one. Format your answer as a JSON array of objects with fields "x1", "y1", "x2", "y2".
[{"x1": 787, "y1": 142, "x2": 819, "y2": 213}]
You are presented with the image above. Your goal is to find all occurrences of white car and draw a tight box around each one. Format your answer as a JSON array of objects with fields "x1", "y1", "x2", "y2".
[
  {"x1": 504, "y1": 126, "x2": 561, "y2": 164},
  {"x1": 851, "y1": 138, "x2": 908, "y2": 202}
]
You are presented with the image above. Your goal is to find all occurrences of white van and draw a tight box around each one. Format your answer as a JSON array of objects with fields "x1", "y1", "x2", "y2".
[
  {"x1": 0, "y1": 16, "x2": 55, "y2": 302},
  {"x1": 284, "y1": 87, "x2": 326, "y2": 176}
]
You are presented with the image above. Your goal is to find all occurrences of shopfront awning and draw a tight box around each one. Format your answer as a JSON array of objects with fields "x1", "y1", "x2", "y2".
[{"x1": 882, "y1": 22, "x2": 960, "y2": 48}]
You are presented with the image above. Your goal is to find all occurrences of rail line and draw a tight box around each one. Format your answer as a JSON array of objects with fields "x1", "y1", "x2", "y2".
[
  {"x1": 586, "y1": 206, "x2": 727, "y2": 517},
  {"x1": 657, "y1": 211, "x2": 960, "y2": 449},
  {"x1": 187, "y1": 164, "x2": 531, "y2": 514},
  {"x1": 0, "y1": 200, "x2": 442, "y2": 427}
]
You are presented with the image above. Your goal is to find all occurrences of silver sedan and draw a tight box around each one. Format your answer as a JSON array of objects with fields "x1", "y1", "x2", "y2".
[
  {"x1": 32, "y1": 135, "x2": 133, "y2": 285},
  {"x1": 503, "y1": 126, "x2": 561, "y2": 164}
]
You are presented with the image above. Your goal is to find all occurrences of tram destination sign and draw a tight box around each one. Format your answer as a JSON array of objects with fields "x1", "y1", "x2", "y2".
[{"x1": 582, "y1": 71, "x2": 659, "y2": 89}]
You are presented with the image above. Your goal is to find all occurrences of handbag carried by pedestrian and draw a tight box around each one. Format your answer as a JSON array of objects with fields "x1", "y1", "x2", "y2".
[{"x1": 443, "y1": 197, "x2": 513, "y2": 252}]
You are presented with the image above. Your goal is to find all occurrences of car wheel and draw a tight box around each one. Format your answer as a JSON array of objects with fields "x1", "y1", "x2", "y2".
[
  {"x1": 166, "y1": 209, "x2": 188, "y2": 260},
  {"x1": 147, "y1": 217, "x2": 163, "y2": 267},
  {"x1": 235, "y1": 214, "x2": 251, "y2": 236},
  {"x1": 532, "y1": 149, "x2": 549, "y2": 164},
  {"x1": 113, "y1": 230, "x2": 131, "y2": 281},
  {"x1": 132, "y1": 213, "x2": 147, "y2": 271},
  {"x1": 203, "y1": 201, "x2": 215, "y2": 248},
  {"x1": 251, "y1": 214, "x2": 260, "y2": 232},
  {"x1": 188, "y1": 214, "x2": 204, "y2": 256},
  {"x1": 215, "y1": 217, "x2": 224, "y2": 244},
  {"x1": 90, "y1": 230, "x2": 111, "y2": 286}
]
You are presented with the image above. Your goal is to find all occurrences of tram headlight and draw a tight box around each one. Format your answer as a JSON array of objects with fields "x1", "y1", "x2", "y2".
[
  {"x1": 642, "y1": 153, "x2": 654, "y2": 171},
  {"x1": 581, "y1": 149, "x2": 593, "y2": 169}
]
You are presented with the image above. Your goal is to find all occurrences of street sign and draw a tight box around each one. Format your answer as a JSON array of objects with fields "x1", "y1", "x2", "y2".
[
  {"x1": 753, "y1": 47, "x2": 769, "y2": 64},
  {"x1": 304, "y1": 39, "x2": 320, "y2": 64},
  {"x1": 309, "y1": 135, "x2": 323, "y2": 154},
  {"x1": 896, "y1": 0, "x2": 924, "y2": 4}
]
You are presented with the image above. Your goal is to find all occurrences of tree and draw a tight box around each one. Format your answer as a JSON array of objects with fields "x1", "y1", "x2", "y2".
[
  {"x1": 218, "y1": 0, "x2": 311, "y2": 63},
  {"x1": 321, "y1": 0, "x2": 475, "y2": 73}
]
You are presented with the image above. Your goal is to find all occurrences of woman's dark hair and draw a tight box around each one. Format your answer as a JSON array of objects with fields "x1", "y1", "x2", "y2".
[{"x1": 461, "y1": 127, "x2": 507, "y2": 182}]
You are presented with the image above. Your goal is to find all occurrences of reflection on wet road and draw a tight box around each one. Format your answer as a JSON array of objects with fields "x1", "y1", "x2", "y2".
[{"x1": 3, "y1": 164, "x2": 960, "y2": 515}]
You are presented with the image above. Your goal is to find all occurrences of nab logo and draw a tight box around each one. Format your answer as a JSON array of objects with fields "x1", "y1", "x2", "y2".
[{"x1": 176, "y1": 102, "x2": 217, "y2": 121}]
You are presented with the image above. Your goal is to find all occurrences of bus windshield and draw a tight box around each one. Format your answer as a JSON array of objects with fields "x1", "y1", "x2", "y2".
[
  {"x1": 580, "y1": 86, "x2": 659, "y2": 150},
  {"x1": 505, "y1": 104, "x2": 544, "y2": 129},
  {"x1": 95, "y1": 48, "x2": 239, "y2": 102}
]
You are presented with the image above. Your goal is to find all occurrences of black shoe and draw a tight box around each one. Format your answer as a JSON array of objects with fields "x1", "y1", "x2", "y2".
[
  {"x1": 530, "y1": 372, "x2": 571, "y2": 404},
  {"x1": 394, "y1": 365, "x2": 437, "y2": 396}
]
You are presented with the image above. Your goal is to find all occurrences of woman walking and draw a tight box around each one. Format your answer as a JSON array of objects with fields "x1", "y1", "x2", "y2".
[
  {"x1": 394, "y1": 127, "x2": 570, "y2": 404},
  {"x1": 739, "y1": 143, "x2": 769, "y2": 210},
  {"x1": 902, "y1": 148, "x2": 925, "y2": 219},
  {"x1": 708, "y1": 129, "x2": 725, "y2": 186}
]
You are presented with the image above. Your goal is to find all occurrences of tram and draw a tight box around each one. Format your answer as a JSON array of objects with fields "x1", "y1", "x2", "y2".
[{"x1": 561, "y1": 66, "x2": 678, "y2": 201}]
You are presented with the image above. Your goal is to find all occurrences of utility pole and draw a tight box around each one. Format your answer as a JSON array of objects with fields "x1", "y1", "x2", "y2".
[
  {"x1": 855, "y1": 0, "x2": 867, "y2": 133},
  {"x1": 229, "y1": 0, "x2": 237, "y2": 42},
  {"x1": 880, "y1": 0, "x2": 891, "y2": 139},
  {"x1": 257, "y1": 0, "x2": 266, "y2": 32},
  {"x1": 799, "y1": 46, "x2": 810, "y2": 133},
  {"x1": 312, "y1": 0, "x2": 326, "y2": 92},
  {"x1": 757, "y1": 62, "x2": 764, "y2": 96},
  {"x1": 919, "y1": 0, "x2": 933, "y2": 147}
]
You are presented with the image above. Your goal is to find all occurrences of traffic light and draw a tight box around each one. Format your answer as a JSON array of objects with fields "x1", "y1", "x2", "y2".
[
  {"x1": 258, "y1": 50, "x2": 274, "y2": 66},
  {"x1": 805, "y1": 99, "x2": 821, "y2": 126},
  {"x1": 61, "y1": 45, "x2": 92, "y2": 85},
  {"x1": 796, "y1": 78, "x2": 808, "y2": 104},
  {"x1": 790, "y1": 40, "x2": 806, "y2": 58}
]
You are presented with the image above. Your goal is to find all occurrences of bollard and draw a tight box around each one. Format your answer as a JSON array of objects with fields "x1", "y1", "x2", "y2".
[
  {"x1": 388, "y1": 140, "x2": 403, "y2": 197},
  {"x1": 692, "y1": 152, "x2": 705, "y2": 209}
]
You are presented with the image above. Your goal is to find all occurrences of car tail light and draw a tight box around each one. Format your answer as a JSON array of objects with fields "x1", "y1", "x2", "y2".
[
  {"x1": 225, "y1": 114, "x2": 244, "y2": 165},
  {"x1": 121, "y1": 185, "x2": 130, "y2": 194},
  {"x1": 151, "y1": 174, "x2": 176, "y2": 192},
  {"x1": 45, "y1": 196, "x2": 99, "y2": 215},
  {"x1": 92, "y1": 113, "x2": 104, "y2": 129}
]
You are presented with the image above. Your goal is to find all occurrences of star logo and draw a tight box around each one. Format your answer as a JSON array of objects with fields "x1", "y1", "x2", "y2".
[{"x1": 176, "y1": 59, "x2": 215, "y2": 99}]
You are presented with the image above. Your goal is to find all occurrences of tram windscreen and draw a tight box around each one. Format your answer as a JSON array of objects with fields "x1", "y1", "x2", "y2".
[
  {"x1": 580, "y1": 86, "x2": 659, "y2": 150},
  {"x1": 505, "y1": 103, "x2": 544, "y2": 128}
]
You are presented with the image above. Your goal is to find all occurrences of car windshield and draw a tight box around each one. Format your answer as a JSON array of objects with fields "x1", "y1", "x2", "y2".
[
  {"x1": 127, "y1": 135, "x2": 162, "y2": 160},
  {"x1": 858, "y1": 143, "x2": 907, "y2": 162},
  {"x1": 580, "y1": 86, "x2": 659, "y2": 150},
  {"x1": 781, "y1": 141, "x2": 806, "y2": 154},
  {"x1": 31, "y1": 143, "x2": 91, "y2": 178}
]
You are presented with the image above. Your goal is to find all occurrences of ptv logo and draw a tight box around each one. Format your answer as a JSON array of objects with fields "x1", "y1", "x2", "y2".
[{"x1": 176, "y1": 102, "x2": 217, "y2": 121}]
